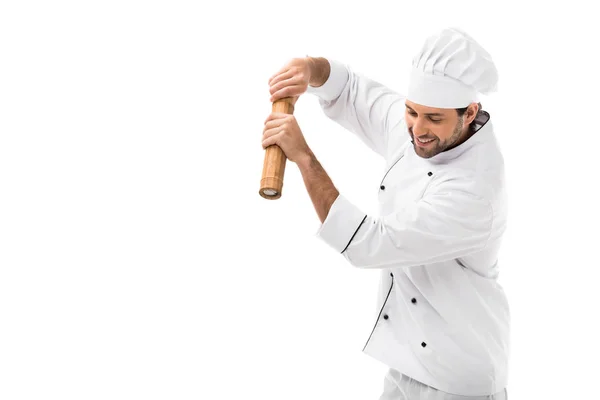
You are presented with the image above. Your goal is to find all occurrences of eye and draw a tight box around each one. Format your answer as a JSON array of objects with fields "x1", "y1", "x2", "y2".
[{"x1": 429, "y1": 118, "x2": 442, "y2": 123}]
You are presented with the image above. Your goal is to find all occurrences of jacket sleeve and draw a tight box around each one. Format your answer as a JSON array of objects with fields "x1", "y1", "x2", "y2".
[
  {"x1": 315, "y1": 184, "x2": 494, "y2": 269},
  {"x1": 305, "y1": 58, "x2": 406, "y2": 158}
]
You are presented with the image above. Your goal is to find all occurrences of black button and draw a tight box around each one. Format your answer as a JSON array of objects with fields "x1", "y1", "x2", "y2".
[
  {"x1": 380, "y1": 185, "x2": 385, "y2": 190},
  {"x1": 421, "y1": 342, "x2": 427, "y2": 347},
  {"x1": 390, "y1": 272, "x2": 393, "y2": 277},
  {"x1": 427, "y1": 172, "x2": 433, "y2": 176},
  {"x1": 411, "y1": 298, "x2": 417, "y2": 304},
  {"x1": 383, "y1": 315, "x2": 389, "y2": 320}
]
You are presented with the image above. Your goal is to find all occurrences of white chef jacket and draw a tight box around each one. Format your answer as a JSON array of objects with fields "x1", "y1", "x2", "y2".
[{"x1": 306, "y1": 59, "x2": 510, "y2": 397}]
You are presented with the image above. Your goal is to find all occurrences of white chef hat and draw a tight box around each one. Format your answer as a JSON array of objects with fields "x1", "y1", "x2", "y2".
[{"x1": 407, "y1": 27, "x2": 498, "y2": 109}]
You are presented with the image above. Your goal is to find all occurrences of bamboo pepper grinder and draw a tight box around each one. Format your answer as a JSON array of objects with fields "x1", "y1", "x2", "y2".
[{"x1": 259, "y1": 97, "x2": 295, "y2": 199}]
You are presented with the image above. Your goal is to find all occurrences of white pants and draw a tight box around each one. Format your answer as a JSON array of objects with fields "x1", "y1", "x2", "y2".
[{"x1": 378, "y1": 369, "x2": 507, "y2": 400}]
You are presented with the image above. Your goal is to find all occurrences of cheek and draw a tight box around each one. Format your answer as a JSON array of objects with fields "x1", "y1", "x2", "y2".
[
  {"x1": 405, "y1": 114, "x2": 412, "y2": 128},
  {"x1": 433, "y1": 123, "x2": 454, "y2": 140}
]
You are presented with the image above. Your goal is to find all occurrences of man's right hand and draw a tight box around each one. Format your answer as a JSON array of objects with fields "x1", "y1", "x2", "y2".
[{"x1": 267, "y1": 57, "x2": 312, "y2": 103}]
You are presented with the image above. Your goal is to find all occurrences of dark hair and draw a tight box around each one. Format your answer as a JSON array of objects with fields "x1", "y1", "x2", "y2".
[
  {"x1": 456, "y1": 102, "x2": 482, "y2": 117},
  {"x1": 456, "y1": 102, "x2": 482, "y2": 133}
]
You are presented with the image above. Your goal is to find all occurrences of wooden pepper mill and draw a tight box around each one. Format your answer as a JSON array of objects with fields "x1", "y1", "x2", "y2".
[{"x1": 259, "y1": 97, "x2": 295, "y2": 200}]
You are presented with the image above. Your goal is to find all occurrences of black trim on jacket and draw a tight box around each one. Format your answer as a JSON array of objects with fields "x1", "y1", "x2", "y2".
[
  {"x1": 363, "y1": 277, "x2": 394, "y2": 351},
  {"x1": 341, "y1": 214, "x2": 367, "y2": 254}
]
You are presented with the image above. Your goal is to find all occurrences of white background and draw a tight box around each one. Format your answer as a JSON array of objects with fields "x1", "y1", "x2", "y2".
[{"x1": 1, "y1": 1, "x2": 598, "y2": 399}]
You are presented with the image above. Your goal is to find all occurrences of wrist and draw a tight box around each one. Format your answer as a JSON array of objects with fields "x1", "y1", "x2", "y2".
[
  {"x1": 306, "y1": 57, "x2": 329, "y2": 88},
  {"x1": 297, "y1": 150, "x2": 315, "y2": 170}
]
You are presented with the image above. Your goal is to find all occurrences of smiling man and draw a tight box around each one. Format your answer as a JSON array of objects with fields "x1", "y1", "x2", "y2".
[
  {"x1": 405, "y1": 100, "x2": 480, "y2": 159},
  {"x1": 264, "y1": 27, "x2": 509, "y2": 400}
]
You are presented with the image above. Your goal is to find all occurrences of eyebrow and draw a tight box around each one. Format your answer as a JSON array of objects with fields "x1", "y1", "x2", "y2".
[{"x1": 405, "y1": 104, "x2": 445, "y2": 117}]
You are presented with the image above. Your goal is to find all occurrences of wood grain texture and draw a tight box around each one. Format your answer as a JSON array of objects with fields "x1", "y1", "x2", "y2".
[{"x1": 259, "y1": 97, "x2": 295, "y2": 200}]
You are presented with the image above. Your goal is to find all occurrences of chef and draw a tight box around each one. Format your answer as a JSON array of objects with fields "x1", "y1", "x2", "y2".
[{"x1": 263, "y1": 27, "x2": 509, "y2": 399}]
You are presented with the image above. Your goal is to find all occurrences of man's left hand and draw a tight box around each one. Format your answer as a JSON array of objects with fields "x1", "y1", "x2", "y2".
[{"x1": 262, "y1": 111, "x2": 311, "y2": 164}]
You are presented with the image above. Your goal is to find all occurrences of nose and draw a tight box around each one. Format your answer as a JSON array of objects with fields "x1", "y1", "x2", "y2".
[{"x1": 412, "y1": 119, "x2": 428, "y2": 137}]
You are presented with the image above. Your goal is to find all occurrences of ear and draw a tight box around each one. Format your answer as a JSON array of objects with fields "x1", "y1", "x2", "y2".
[{"x1": 465, "y1": 102, "x2": 479, "y2": 125}]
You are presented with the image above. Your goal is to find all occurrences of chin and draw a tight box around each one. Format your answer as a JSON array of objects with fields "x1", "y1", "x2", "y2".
[{"x1": 412, "y1": 141, "x2": 438, "y2": 159}]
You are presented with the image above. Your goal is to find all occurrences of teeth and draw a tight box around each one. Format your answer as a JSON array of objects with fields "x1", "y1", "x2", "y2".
[{"x1": 418, "y1": 137, "x2": 433, "y2": 143}]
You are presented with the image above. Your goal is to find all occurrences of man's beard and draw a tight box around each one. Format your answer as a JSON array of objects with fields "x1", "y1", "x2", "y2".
[{"x1": 410, "y1": 116, "x2": 464, "y2": 159}]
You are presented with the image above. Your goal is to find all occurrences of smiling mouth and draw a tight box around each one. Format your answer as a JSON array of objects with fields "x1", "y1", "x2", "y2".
[{"x1": 415, "y1": 137, "x2": 436, "y2": 147}]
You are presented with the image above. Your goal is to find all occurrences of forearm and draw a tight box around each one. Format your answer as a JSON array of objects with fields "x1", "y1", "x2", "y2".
[
  {"x1": 306, "y1": 57, "x2": 331, "y2": 88},
  {"x1": 297, "y1": 151, "x2": 339, "y2": 224}
]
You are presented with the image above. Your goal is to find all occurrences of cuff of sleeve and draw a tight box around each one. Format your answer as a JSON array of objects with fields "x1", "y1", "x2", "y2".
[
  {"x1": 305, "y1": 59, "x2": 349, "y2": 102},
  {"x1": 315, "y1": 193, "x2": 367, "y2": 253}
]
